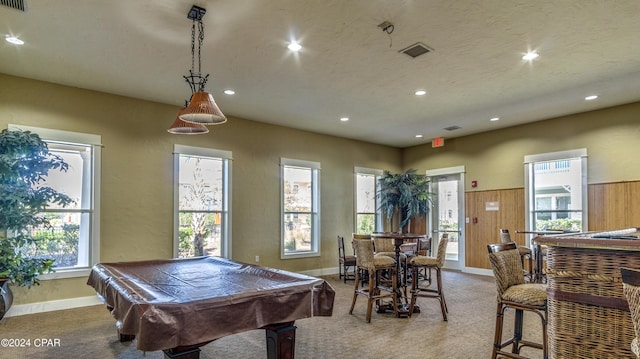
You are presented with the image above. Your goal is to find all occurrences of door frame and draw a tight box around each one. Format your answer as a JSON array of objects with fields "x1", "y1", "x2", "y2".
[{"x1": 426, "y1": 166, "x2": 466, "y2": 270}]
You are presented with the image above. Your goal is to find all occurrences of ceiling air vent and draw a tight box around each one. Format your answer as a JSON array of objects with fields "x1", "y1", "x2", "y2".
[
  {"x1": 0, "y1": 0, "x2": 26, "y2": 11},
  {"x1": 444, "y1": 125, "x2": 462, "y2": 131},
  {"x1": 399, "y1": 42, "x2": 433, "y2": 58}
]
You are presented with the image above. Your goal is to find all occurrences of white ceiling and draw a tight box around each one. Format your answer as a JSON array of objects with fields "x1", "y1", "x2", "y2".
[{"x1": 2, "y1": 0, "x2": 640, "y2": 147}]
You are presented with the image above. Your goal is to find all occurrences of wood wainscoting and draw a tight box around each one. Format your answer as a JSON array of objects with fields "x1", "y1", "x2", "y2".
[
  {"x1": 589, "y1": 181, "x2": 640, "y2": 230},
  {"x1": 464, "y1": 180, "x2": 640, "y2": 271}
]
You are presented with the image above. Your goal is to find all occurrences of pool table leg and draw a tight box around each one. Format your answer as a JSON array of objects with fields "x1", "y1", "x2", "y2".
[{"x1": 264, "y1": 321, "x2": 297, "y2": 359}]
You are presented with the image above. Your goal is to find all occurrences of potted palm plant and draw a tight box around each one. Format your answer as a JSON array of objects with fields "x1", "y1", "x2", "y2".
[
  {"x1": 0, "y1": 128, "x2": 73, "y2": 319},
  {"x1": 378, "y1": 168, "x2": 431, "y2": 233}
]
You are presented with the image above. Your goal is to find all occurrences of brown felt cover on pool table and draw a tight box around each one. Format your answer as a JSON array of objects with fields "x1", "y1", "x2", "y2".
[{"x1": 87, "y1": 256, "x2": 335, "y2": 351}]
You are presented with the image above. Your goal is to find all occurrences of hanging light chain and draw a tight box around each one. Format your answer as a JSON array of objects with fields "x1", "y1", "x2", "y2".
[
  {"x1": 197, "y1": 19, "x2": 204, "y2": 76},
  {"x1": 184, "y1": 5, "x2": 209, "y2": 93},
  {"x1": 190, "y1": 19, "x2": 196, "y2": 74}
]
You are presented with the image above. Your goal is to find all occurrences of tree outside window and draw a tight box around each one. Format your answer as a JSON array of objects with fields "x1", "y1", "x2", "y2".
[
  {"x1": 281, "y1": 158, "x2": 320, "y2": 258},
  {"x1": 174, "y1": 145, "x2": 231, "y2": 259}
]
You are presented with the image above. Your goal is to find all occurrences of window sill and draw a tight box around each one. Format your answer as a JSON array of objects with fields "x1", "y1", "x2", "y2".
[
  {"x1": 281, "y1": 252, "x2": 320, "y2": 260},
  {"x1": 38, "y1": 267, "x2": 92, "y2": 281}
]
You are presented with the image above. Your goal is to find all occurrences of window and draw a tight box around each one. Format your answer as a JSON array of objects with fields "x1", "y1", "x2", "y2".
[
  {"x1": 9, "y1": 124, "x2": 101, "y2": 278},
  {"x1": 525, "y1": 148, "x2": 587, "y2": 233},
  {"x1": 281, "y1": 158, "x2": 320, "y2": 258},
  {"x1": 174, "y1": 145, "x2": 231, "y2": 258},
  {"x1": 354, "y1": 167, "x2": 383, "y2": 234}
]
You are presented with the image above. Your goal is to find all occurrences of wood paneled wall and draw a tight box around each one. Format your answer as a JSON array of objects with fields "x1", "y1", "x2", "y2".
[
  {"x1": 589, "y1": 181, "x2": 640, "y2": 231},
  {"x1": 465, "y1": 180, "x2": 640, "y2": 270}
]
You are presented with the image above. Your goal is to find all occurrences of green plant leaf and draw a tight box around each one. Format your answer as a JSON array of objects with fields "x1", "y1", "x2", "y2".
[{"x1": 0, "y1": 129, "x2": 72, "y2": 287}]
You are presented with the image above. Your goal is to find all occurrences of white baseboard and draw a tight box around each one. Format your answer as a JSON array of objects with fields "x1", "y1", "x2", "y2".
[
  {"x1": 5, "y1": 295, "x2": 102, "y2": 318},
  {"x1": 462, "y1": 267, "x2": 493, "y2": 277},
  {"x1": 300, "y1": 266, "x2": 339, "y2": 277}
]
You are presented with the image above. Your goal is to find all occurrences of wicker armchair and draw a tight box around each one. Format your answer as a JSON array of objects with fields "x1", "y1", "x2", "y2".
[
  {"x1": 337, "y1": 236, "x2": 356, "y2": 283},
  {"x1": 621, "y1": 267, "x2": 640, "y2": 358},
  {"x1": 500, "y1": 229, "x2": 533, "y2": 281},
  {"x1": 349, "y1": 238, "x2": 398, "y2": 323},
  {"x1": 488, "y1": 242, "x2": 548, "y2": 359},
  {"x1": 407, "y1": 233, "x2": 449, "y2": 321}
]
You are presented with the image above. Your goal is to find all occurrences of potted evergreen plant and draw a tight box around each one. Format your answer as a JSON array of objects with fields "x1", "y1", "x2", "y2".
[
  {"x1": 0, "y1": 129, "x2": 73, "y2": 318},
  {"x1": 378, "y1": 168, "x2": 431, "y2": 233}
]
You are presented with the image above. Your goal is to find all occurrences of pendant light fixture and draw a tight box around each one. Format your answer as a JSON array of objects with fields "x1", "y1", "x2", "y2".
[
  {"x1": 167, "y1": 101, "x2": 209, "y2": 134},
  {"x1": 178, "y1": 5, "x2": 226, "y2": 125}
]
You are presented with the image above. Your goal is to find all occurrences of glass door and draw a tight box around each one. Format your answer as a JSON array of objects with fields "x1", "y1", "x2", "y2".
[{"x1": 426, "y1": 166, "x2": 465, "y2": 270}]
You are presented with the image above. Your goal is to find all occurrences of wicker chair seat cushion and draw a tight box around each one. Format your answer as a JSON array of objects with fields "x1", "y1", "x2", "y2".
[
  {"x1": 632, "y1": 337, "x2": 640, "y2": 356},
  {"x1": 502, "y1": 283, "x2": 547, "y2": 306},
  {"x1": 371, "y1": 255, "x2": 396, "y2": 268},
  {"x1": 409, "y1": 255, "x2": 438, "y2": 267},
  {"x1": 375, "y1": 252, "x2": 406, "y2": 260}
]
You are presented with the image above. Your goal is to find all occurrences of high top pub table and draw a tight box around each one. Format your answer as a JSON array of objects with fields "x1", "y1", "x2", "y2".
[{"x1": 371, "y1": 232, "x2": 426, "y2": 317}]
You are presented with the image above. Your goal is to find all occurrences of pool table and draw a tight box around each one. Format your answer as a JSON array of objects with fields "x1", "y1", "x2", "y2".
[{"x1": 87, "y1": 256, "x2": 335, "y2": 359}]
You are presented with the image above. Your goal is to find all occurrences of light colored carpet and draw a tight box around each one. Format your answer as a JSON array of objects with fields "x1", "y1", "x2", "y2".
[{"x1": 0, "y1": 270, "x2": 545, "y2": 358}]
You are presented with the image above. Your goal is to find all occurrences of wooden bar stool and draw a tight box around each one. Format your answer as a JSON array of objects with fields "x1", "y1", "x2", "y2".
[
  {"x1": 487, "y1": 242, "x2": 548, "y2": 359},
  {"x1": 349, "y1": 238, "x2": 398, "y2": 323},
  {"x1": 407, "y1": 233, "x2": 449, "y2": 321}
]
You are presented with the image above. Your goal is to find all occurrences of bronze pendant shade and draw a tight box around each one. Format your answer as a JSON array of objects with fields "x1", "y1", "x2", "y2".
[
  {"x1": 168, "y1": 107, "x2": 209, "y2": 135},
  {"x1": 179, "y1": 91, "x2": 226, "y2": 125}
]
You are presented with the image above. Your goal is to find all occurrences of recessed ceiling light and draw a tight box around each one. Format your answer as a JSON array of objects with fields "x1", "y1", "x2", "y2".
[
  {"x1": 287, "y1": 41, "x2": 302, "y2": 52},
  {"x1": 415, "y1": 90, "x2": 426, "y2": 96},
  {"x1": 522, "y1": 51, "x2": 539, "y2": 61},
  {"x1": 340, "y1": 117, "x2": 349, "y2": 122},
  {"x1": 490, "y1": 117, "x2": 500, "y2": 122},
  {"x1": 223, "y1": 89, "x2": 235, "y2": 95},
  {"x1": 585, "y1": 95, "x2": 598, "y2": 101},
  {"x1": 415, "y1": 134, "x2": 423, "y2": 138},
  {"x1": 5, "y1": 36, "x2": 24, "y2": 45}
]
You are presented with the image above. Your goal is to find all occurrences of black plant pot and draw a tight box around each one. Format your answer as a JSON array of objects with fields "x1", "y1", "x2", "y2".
[{"x1": 0, "y1": 279, "x2": 13, "y2": 320}]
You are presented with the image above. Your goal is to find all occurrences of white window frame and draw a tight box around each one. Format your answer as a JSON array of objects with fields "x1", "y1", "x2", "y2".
[
  {"x1": 173, "y1": 144, "x2": 232, "y2": 259},
  {"x1": 354, "y1": 167, "x2": 383, "y2": 234},
  {"x1": 9, "y1": 124, "x2": 101, "y2": 280},
  {"x1": 280, "y1": 158, "x2": 320, "y2": 259},
  {"x1": 524, "y1": 148, "x2": 588, "y2": 241}
]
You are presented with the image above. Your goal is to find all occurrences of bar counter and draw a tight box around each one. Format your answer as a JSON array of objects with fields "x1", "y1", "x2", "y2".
[{"x1": 535, "y1": 228, "x2": 640, "y2": 359}]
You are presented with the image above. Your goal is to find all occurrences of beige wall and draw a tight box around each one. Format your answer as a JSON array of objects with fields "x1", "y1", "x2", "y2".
[
  {"x1": 3, "y1": 72, "x2": 640, "y2": 305},
  {"x1": 403, "y1": 101, "x2": 640, "y2": 189},
  {"x1": 0, "y1": 73, "x2": 401, "y2": 304}
]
